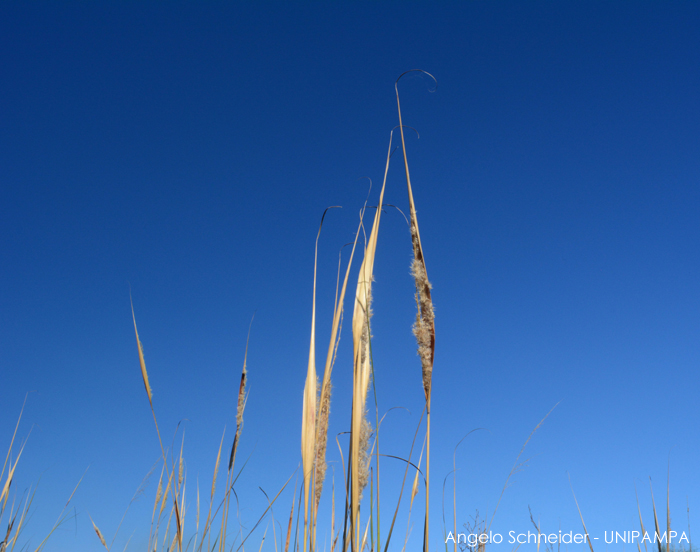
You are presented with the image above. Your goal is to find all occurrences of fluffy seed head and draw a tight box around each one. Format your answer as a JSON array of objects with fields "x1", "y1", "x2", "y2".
[
  {"x1": 314, "y1": 379, "x2": 331, "y2": 508},
  {"x1": 358, "y1": 415, "x2": 372, "y2": 500},
  {"x1": 411, "y1": 251, "x2": 434, "y2": 399}
]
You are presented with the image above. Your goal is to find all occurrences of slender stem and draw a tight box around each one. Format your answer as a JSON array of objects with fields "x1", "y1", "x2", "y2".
[{"x1": 425, "y1": 395, "x2": 431, "y2": 552}]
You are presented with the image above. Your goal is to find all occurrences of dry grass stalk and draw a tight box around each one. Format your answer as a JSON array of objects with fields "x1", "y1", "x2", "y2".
[
  {"x1": 651, "y1": 479, "x2": 662, "y2": 552},
  {"x1": 314, "y1": 219, "x2": 363, "y2": 520},
  {"x1": 230, "y1": 319, "x2": 252, "y2": 473},
  {"x1": 569, "y1": 474, "x2": 595, "y2": 552},
  {"x1": 0, "y1": 406, "x2": 30, "y2": 527},
  {"x1": 198, "y1": 429, "x2": 224, "y2": 552},
  {"x1": 258, "y1": 524, "x2": 269, "y2": 552},
  {"x1": 381, "y1": 406, "x2": 425, "y2": 552},
  {"x1": 179, "y1": 477, "x2": 186, "y2": 543},
  {"x1": 235, "y1": 471, "x2": 295, "y2": 552},
  {"x1": 34, "y1": 472, "x2": 85, "y2": 552},
  {"x1": 10, "y1": 490, "x2": 33, "y2": 551},
  {"x1": 285, "y1": 491, "x2": 295, "y2": 552},
  {"x1": 401, "y1": 435, "x2": 426, "y2": 552},
  {"x1": 1, "y1": 508, "x2": 14, "y2": 549},
  {"x1": 149, "y1": 464, "x2": 165, "y2": 549},
  {"x1": 259, "y1": 488, "x2": 279, "y2": 552},
  {"x1": 667, "y1": 461, "x2": 671, "y2": 552},
  {"x1": 0, "y1": 404, "x2": 32, "y2": 552},
  {"x1": 331, "y1": 476, "x2": 336, "y2": 552},
  {"x1": 635, "y1": 483, "x2": 649, "y2": 552},
  {"x1": 348, "y1": 129, "x2": 393, "y2": 552},
  {"x1": 195, "y1": 482, "x2": 200, "y2": 552},
  {"x1": 160, "y1": 471, "x2": 173, "y2": 520},
  {"x1": 302, "y1": 206, "x2": 355, "y2": 552},
  {"x1": 0, "y1": 454, "x2": 23, "y2": 515},
  {"x1": 131, "y1": 301, "x2": 153, "y2": 408},
  {"x1": 91, "y1": 463, "x2": 158, "y2": 551},
  {"x1": 218, "y1": 322, "x2": 252, "y2": 552},
  {"x1": 212, "y1": 431, "x2": 224, "y2": 502},
  {"x1": 360, "y1": 512, "x2": 372, "y2": 552},
  {"x1": 301, "y1": 212, "x2": 327, "y2": 552},
  {"x1": 130, "y1": 300, "x2": 183, "y2": 550},
  {"x1": 90, "y1": 516, "x2": 108, "y2": 550},
  {"x1": 489, "y1": 404, "x2": 558, "y2": 537},
  {"x1": 0, "y1": 397, "x2": 27, "y2": 510},
  {"x1": 0, "y1": 484, "x2": 31, "y2": 552},
  {"x1": 395, "y1": 69, "x2": 437, "y2": 552},
  {"x1": 177, "y1": 434, "x2": 186, "y2": 542}
]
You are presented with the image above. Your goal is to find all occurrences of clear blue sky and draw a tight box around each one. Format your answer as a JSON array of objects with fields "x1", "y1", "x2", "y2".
[{"x1": 1, "y1": 2, "x2": 699, "y2": 551}]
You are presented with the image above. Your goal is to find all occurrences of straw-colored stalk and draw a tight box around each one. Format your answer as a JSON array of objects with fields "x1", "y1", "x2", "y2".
[
  {"x1": 230, "y1": 318, "x2": 252, "y2": 473},
  {"x1": 635, "y1": 483, "x2": 649, "y2": 552},
  {"x1": 197, "y1": 431, "x2": 223, "y2": 552},
  {"x1": 1, "y1": 396, "x2": 28, "y2": 515},
  {"x1": 380, "y1": 405, "x2": 425, "y2": 552},
  {"x1": 0, "y1": 451, "x2": 24, "y2": 515},
  {"x1": 150, "y1": 464, "x2": 165, "y2": 549},
  {"x1": 89, "y1": 463, "x2": 158, "y2": 551},
  {"x1": 2, "y1": 487, "x2": 34, "y2": 552},
  {"x1": 569, "y1": 474, "x2": 595, "y2": 552},
  {"x1": 178, "y1": 437, "x2": 184, "y2": 490},
  {"x1": 230, "y1": 365, "x2": 247, "y2": 471},
  {"x1": 0, "y1": 409, "x2": 37, "y2": 552},
  {"x1": 33, "y1": 472, "x2": 85, "y2": 552},
  {"x1": 285, "y1": 490, "x2": 295, "y2": 552},
  {"x1": 401, "y1": 436, "x2": 426, "y2": 552},
  {"x1": 130, "y1": 300, "x2": 182, "y2": 551},
  {"x1": 312, "y1": 216, "x2": 364, "y2": 550},
  {"x1": 90, "y1": 516, "x2": 108, "y2": 550},
  {"x1": 349, "y1": 131, "x2": 392, "y2": 552},
  {"x1": 301, "y1": 213, "x2": 325, "y2": 552},
  {"x1": 331, "y1": 476, "x2": 337, "y2": 552},
  {"x1": 667, "y1": 462, "x2": 671, "y2": 552},
  {"x1": 651, "y1": 479, "x2": 662, "y2": 552},
  {"x1": 195, "y1": 481, "x2": 200, "y2": 552},
  {"x1": 395, "y1": 70, "x2": 437, "y2": 552},
  {"x1": 219, "y1": 325, "x2": 251, "y2": 552}
]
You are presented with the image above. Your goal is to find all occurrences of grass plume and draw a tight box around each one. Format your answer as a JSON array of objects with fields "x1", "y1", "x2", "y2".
[
  {"x1": 347, "y1": 125, "x2": 394, "y2": 552},
  {"x1": 395, "y1": 68, "x2": 437, "y2": 552}
]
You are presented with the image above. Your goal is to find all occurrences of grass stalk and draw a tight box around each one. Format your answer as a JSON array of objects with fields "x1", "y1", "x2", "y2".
[
  {"x1": 348, "y1": 127, "x2": 393, "y2": 552},
  {"x1": 568, "y1": 474, "x2": 595, "y2": 552},
  {"x1": 312, "y1": 210, "x2": 364, "y2": 551},
  {"x1": 131, "y1": 299, "x2": 183, "y2": 551},
  {"x1": 667, "y1": 457, "x2": 672, "y2": 552},
  {"x1": 635, "y1": 482, "x2": 649, "y2": 552},
  {"x1": 651, "y1": 478, "x2": 662, "y2": 552},
  {"x1": 302, "y1": 208, "x2": 339, "y2": 552},
  {"x1": 395, "y1": 69, "x2": 437, "y2": 552}
]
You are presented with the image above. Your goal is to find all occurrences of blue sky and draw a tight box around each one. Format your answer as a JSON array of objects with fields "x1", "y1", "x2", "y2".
[{"x1": 1, "y1": 2, "x2": 699, "y2": 551}]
